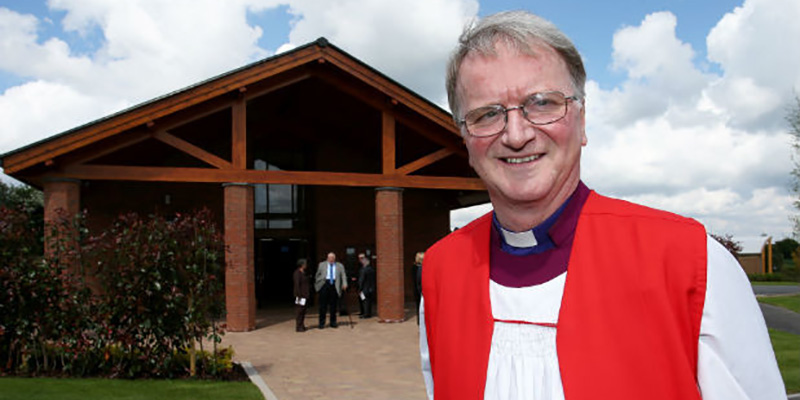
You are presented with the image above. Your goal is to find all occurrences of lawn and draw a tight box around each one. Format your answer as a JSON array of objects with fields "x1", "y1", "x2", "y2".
[
  {"x1": 759, "y1": 294, "x2": 800, "y2": 313},
  {"x1": 0, "y1": 378, "x2": 263, "y2": 400},
  {"x1": 770, "y1": 328, "x2": 800, "y2": 394}
]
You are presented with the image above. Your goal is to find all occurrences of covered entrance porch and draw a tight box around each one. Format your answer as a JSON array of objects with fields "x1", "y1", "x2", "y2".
[{"x1": 0, "y1": 38, "x2": 486, "y2": 332}]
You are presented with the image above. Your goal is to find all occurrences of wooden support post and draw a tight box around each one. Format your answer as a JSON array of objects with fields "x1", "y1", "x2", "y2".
[
  {"x1": 232, "y1": 97, "x2": 247, "y2": 169},
  {"x1": 382, "y1": 112, "x2": 396, "y2": 175},
  {"x1": 375, "y1": 187, "x2": 404, "y2": 322}
]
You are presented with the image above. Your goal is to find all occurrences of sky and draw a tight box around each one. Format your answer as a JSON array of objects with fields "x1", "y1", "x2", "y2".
[{"x1": 0, "y1": 0, "x2": 799, "y2": 242}]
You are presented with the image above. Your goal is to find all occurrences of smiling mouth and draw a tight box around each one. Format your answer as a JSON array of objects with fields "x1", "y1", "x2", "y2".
[{"x1": 503, "y1": 154, "x2": 541, "y2": 164}]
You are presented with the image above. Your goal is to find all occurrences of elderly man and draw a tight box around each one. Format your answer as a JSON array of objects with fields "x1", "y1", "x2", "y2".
[
  {"x1": 315, "y1": 252, "x2": 347, "y2": 329},
  {"x1": 419, "y1": 10, "x2": 784, "y2": 400}
]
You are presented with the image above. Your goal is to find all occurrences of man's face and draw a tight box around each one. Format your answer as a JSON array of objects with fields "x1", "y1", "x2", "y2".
[
  {"x1": 456, "y1": 40, "x2": 586, "y2": 214},
  {"x1": 327, "y1": 253, "x2": 336, "y2": 263},
  {"x1": 358, "y1": 254, "x2": 367, "y2": 266}
]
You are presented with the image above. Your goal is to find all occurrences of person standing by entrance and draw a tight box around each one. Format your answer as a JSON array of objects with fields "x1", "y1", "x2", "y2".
[
  {"x1": 293, "y1": 259, "x2": 310, "y2": 332},
  {"x1": 357, "y1": 253, "x2": 376, "y2": 319},
  {"x1": 412, "y1": 252, "x2": 424, "y2": 325},
  {"x1": 315, "y1": 252, "x2": 347, "y2": 329}
]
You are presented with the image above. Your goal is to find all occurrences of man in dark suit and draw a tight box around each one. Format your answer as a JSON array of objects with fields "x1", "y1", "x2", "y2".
[
  {"x1": 357, "y1": 253, "x2": 376, "y2": 319},
  {"x1": 293, "y1": 259, "x2": 310, "y2": 332},
  {"x1": 314, "y1": 252, "x2": 347, "y2": 328}
]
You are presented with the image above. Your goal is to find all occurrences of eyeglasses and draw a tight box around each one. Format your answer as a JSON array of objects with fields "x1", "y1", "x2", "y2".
[{"x1": 458, "y1": 91, "x2": 580, "y2": 138}]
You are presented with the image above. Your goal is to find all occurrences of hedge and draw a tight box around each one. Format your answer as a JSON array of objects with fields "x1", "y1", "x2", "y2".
[{"x1": 0, "y1": 207, "x2": 229, "y2": 379}]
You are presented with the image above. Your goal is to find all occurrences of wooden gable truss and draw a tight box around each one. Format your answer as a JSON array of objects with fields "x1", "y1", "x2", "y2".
[{"x1": 1, "y1": 38, "x2": 484, "y2": 193}]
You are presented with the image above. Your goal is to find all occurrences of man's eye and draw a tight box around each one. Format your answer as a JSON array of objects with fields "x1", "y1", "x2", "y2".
[
  {"x1": 526, "y1": 92, "x2": 565, "y2": 111},
  {"x1": 471, "y1": 108, "x2": 502, "y2": 124}
]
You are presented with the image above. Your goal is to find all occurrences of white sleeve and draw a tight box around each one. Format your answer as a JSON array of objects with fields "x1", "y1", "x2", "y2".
[
  {"x1": 419, "y1": 296, "x2": 434, "y2": 400},
  {"x1": 697, "y1": 235, "x2": 786, "y2": 399}
]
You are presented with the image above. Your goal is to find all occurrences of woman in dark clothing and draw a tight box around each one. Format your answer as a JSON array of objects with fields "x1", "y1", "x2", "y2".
[
  {"x1": 293, "y1": 259, "x2": 310, "y2": 332},
  {"x1": 412, "y1": 252, "x2": 424, "y2": 325}
]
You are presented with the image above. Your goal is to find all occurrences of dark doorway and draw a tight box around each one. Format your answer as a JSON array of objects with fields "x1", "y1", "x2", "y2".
[{"x1": 255, "y1": 238, "x2": 310, "y2": 307}]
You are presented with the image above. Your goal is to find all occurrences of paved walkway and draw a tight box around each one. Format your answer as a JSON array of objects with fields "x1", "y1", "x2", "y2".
[
  {"x1": 760, "y1": 303, "x2": 800, "y2": 335},
  {"x1": 221, "y1": 305, "x2": 427, "y2": 400},
  {"x1": 754, "y1": 284, "x2": 800, "y2": 335},
  {"x1": 223, "y1": 292, "x2": 800, "y2": 400},
  {"x1": 753, "y1": 284, "x2": 800, "y2": 296}
]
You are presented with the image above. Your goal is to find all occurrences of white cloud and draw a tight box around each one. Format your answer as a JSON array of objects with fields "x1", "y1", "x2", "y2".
[
  {"x1": 281, "y1": 0, "x2": 478, "y2": 104},
  {"x1": 705, "y1": 0, "x2": 800, "y2": 130},
  {"x1": 578, "y1": 3, "x2": 800, "y2": 240},
  {"x1": 0, "y1": 0, "x2": 478, "y2": 156},
  {"x1": 0, "y1": 0, "x2": 798, "y2": 241},
  {"x1": 621, "y1": 186, "x2": 794, "y2": 239},
  {"x1": 604, "y1": 12, "x2": 713, "y2": 127},
  {"x1": 0, "y1": 1, "x2": 283, "y2": 155},
  {"x1": 0, "y1": 80, "x2": 127, "y2": 152}
]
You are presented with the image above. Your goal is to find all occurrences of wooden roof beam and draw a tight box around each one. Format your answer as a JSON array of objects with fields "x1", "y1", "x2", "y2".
[
  {"x1": 2, "y1": 46, "x2": 323, "y2": 174},
  {"x1": 243, "y1": 73, "x2": 312, "y2": 101},
  {"x1": 319, "y1": 46, "x2": 457, "y2": 132},
  {"x1": 152, "y1": 130, "x2": 233, "y2": 169},
  {"x1": 310, "y1": 68, "x2": 466, "y2": 157},
  {"x1": 54, "y1": 164, "x2": 485, "y2": 191},
  {"x1": 395, "y1": 148, "x2": 455, "y2": 176},
  {"x1": 68, "y1": 131, "x2": 152, "y2": 166}
]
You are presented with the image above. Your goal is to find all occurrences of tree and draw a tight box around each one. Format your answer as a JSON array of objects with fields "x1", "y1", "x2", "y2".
[
  {"x1": 0, "y1": 180, "x2": 43, "y2": 212},
  {"x1": 709, "y1": 233, "x2": 743, "y2": 257},
  {"x1": 774, "y1": 237, "x2": 799, "y2": 259},
  {"x1": 0, "y1": 181, "x2": 44, "y2": 255},
  {"x1": 789, "y1": 95, "x2": 800, "y2": 235},
  {"x1": 772, "y1": 237, "x2": 799, "y2": 272}
]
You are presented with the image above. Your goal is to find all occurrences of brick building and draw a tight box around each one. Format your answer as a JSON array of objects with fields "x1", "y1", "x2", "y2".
[
  {"x1": 736, "y1": 236, "x2": 773, "y2": 275},
  {"x1": 0, "y1": 38, "x2": 486, "y2": 332}
]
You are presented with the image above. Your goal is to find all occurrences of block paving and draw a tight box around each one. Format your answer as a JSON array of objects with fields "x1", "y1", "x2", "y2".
[{"x1": 221, "y1": 305, "x2": 428, "y2": 400}]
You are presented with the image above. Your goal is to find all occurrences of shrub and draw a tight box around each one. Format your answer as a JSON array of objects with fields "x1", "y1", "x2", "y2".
[{"x1": 0, "y1": 207, "x2": 228, "y2": 379}]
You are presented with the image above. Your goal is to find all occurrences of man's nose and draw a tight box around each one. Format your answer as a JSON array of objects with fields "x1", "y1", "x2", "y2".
[{"x1": 500, "y1": 107, "x2": 536, "y2": 149}]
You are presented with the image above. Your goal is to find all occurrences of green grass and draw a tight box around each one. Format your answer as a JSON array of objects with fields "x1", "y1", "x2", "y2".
[
  {"x1": 0, "y1": 378, "x2": 263, "y2": 400},
  {"x1": 759, "y1": 294, "x2": 800, "y2": 313},
  {"x1": 756, "y1": 293, "x2": 800, "y2": 394},
  {"x1": 770, "y1": 329, "x2": 800, "y2": 394}
]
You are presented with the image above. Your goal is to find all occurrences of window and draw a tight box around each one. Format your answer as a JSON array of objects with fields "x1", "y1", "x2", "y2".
[{"x1": 254, "y1": 159, "x2": 305, "y2": 229}]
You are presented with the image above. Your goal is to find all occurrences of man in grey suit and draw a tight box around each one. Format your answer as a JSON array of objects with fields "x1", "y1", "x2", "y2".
[{"x1": 315, "y1": 252, "x2": 347, "y2": 329}]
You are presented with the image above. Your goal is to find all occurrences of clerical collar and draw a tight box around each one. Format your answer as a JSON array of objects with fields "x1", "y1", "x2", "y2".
[
  {"x1": 492, "y1": 182, "x2": 587, "y2": 256},
  {"x1": 489, "y1": 182, "x2": 591, "y2": 287}
]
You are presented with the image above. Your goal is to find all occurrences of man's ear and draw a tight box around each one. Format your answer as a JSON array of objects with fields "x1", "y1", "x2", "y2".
[{"x1": 580, "y1": 101, "x2": 587, "y2": 146}]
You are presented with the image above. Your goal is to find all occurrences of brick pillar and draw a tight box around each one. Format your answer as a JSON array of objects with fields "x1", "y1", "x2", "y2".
[
  {"x1": 375, "y1": 187, "x2": 404, "y2": 322},
  {"x1": 223, "y1": 183, "x2": 255, "y2": 332},
  {"x1": 43, "y1": 178, "x2": 81, "y2": 260}
]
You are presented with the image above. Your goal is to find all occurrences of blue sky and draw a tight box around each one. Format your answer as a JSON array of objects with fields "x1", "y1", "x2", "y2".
[
  {"x1": 0, "y1": 0, "x2": 798, "y2": 240},
  {"x1": 0, "y1": 0, "x2": 744, "y2": 90}
]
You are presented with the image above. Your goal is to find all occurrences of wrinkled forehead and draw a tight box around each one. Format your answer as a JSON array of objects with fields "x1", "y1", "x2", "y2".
[{"x1": 456, "y1": 40, "x2": 569, "y2": 105}]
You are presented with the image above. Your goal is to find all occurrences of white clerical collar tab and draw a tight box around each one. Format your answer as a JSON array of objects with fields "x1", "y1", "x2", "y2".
[{"x1": 500, "y1": 227, "x2": 537, "y2": 248}]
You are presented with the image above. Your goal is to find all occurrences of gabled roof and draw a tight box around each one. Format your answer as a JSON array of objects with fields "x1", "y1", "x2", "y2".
[
  {"x1": 737, "y1": 236, "x2": 771, "y2": 255},
  {"x1": 0, "y1": 37, "x2": 461, "y2": 177}
]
